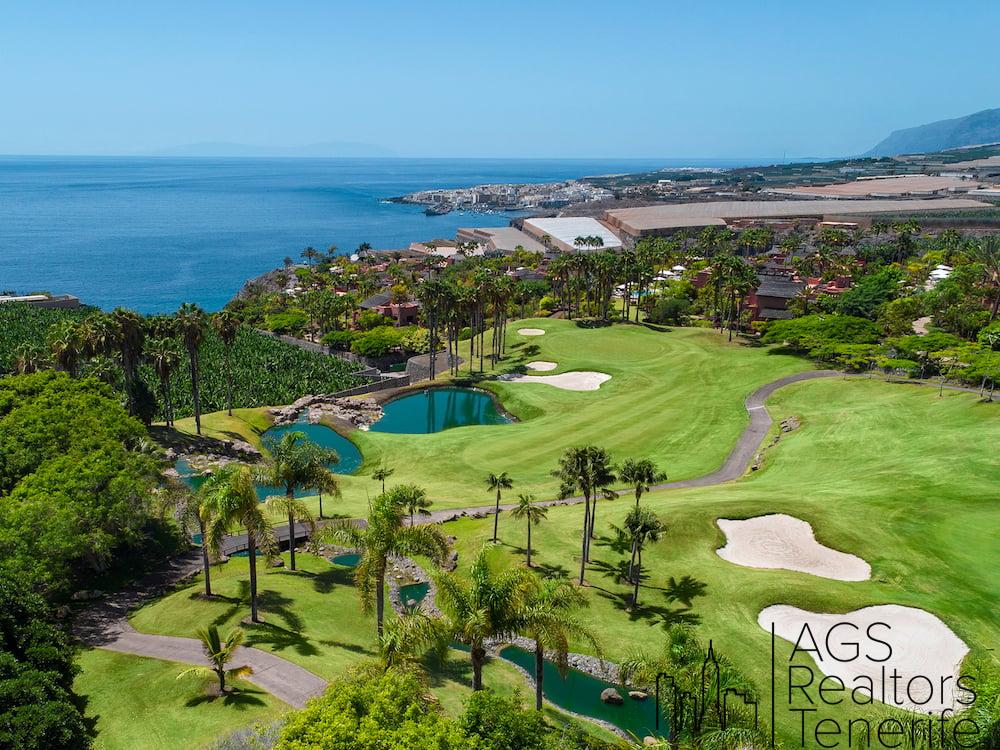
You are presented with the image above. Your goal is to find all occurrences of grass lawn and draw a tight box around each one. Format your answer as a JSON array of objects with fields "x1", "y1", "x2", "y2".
[
  {"x1": 172, "y1": 320, "x2": 808, "y2": 517},
  {"x1": 128, "y1": 550, "x2": 619, "y2": 743},
  {"x1": 75, "y1": 648, "x2": 287, "y2": 750},
  {"x1": 439, "y1": 377, "x2": 1000, "y2": 745}
]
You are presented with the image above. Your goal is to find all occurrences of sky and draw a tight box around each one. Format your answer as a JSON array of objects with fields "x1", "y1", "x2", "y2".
[{"x1": 2, "y1": 1, "x2": 999, "y2": 159}]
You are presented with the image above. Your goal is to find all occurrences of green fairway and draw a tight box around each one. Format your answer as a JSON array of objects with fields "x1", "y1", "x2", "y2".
[
  {"x1": 173, "y1": 320, "x2": 808, "y2": 517},
  {"x1": 438, "y1": 377, "x2": 1000, "y2": 744},
  {"x1": 74, "y1": 648, "x2": 287, "y2": 750}
]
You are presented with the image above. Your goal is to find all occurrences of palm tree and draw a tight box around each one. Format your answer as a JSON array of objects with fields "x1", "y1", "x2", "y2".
[
  {"x1": 389, "y1": 483, "x2": 432, "y2": 526},
  {"x1": 257, "y1": 431, "x2": 339, "y2": 571},
  {"x1": 12, "y1": 343, "x2": 48, "y2": 374},
  {"x1": 485, "y1": 471, "x2": 513, "y2": 543},
  {"x1": 175, "y1": 303, "x2": 208, "y2": 435},
  {"x1": 434, "y1": 545, "x2": 534, "y2": 691},
  {"x1": 623, "y1": 506, "x2": 663, "y2": 609},
  {"x1": 372, "y1": 464, "x2": 394, "y2": 494},
  {"x1": 521, "y1": 579, "x2": 600, "y2": 710},
  {"x1": 510, "y1": 493, "x2": 547, "y2": 567},
  {"x1": 202, "y1": 464, "x2": 275, "y2": 623},
  {"x1": 146, "y1": 337, "x2": 182, "y2": 426},
  {"x1": 211, "y1": 310, "x2": 241, "y2": 416},
  {"x1": 557, "y1": 446, "x2": 616, "y2": 585},
  {"x1": 618, "y1": 458, "x2": 667, "y2": 510},
  {"x1": 967, "y1": 236, "x2": 1000, "y2": 320},
  {"x1": 165, "y1": 477, "x2": 215, "y2": 597},
  {"x1": 322, "y1": 492, "x2": 449, "y2": 638},
  {"x1": 110, "y1": 307, "x2": 146, "y2": 417},
  {"x1": 47, "y1": 320, "x2": 82, "y2": 377},
  {"x1": 177, "y1": 625, "x2": 252, "y2": 693}
]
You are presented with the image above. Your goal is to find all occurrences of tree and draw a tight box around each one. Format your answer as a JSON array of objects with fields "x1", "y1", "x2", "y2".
[
  {"x1": 110, "y1": 307, "x2": 147, "y2": 419},
  {"x1": 372, "y1": 464, "x2": 394, "y2": 494},
  {"x1": 618, "y1": 458, "x2": 667, "y2": 510},
  {"x1": 175, "y1": 303, "x2": 208, "y2": 435},
  {"x1": 434, "y1": 545, "x2": 534, "y2": 691},
  {"x1": 322, "y1": 492, "x2": 449, "y2": 638},
  {"x1": 521, "y1": 578, "x2": 600, "y2": 711},
  {"x1": 145, "y1": 336, "x2": 182, "y2": 426},
  {"x1": 557, "y1": 446, "x2": 617, "y2": 585},
  {"x1": 390, "y1": 483, "x2": 432, "y2": 526},
  {"x1": 46, "y1": 320, "x2": 82, "y2": 377},
  {"x1": 623, "y1": 506, "x2": 663, "y2": 609},
  {"x1": 485, "y1": 471, "x2": 513, "y2": 542},
  {"x1": 257, "y1": 431, "x2": 339, "y2": 571},
  {"x1": 0, "y1": 571, "x2": 91, "y2": 750},
  {"x1": 202, "y1": 463, "x2": 276, "y2": 623},
  {"x1": 967, "y1": 235, "x2": 1000, "y2": 321},
  {"x1": 177, "y1": 625, "x2": 252, "y2": 693},
  {"x1": 211, "y1": 310, "x2": 241, "y2": 416},
  {"x1": 509, "y1": 493, "x2": 547, "y2": 567}
]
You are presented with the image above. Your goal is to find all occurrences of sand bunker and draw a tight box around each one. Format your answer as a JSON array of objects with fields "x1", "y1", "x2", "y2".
[
  {"x1": 498, "y1": 371, "x2": 611, "y2": 391},
  {"x1": 517, "y1": 328, "x2": 546, "y2": 336},
  {"x1": 760, "y1": 604, "x2": 970, "y2": 712},
  {"x1": 525, "y1": 361, "x2": 557, "y2": 371},
  {"x1": 717, "y1": 514, "x2": 871, "y2": 581}
]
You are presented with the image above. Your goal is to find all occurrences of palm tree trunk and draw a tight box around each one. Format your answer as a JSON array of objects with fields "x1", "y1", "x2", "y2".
[
  {"x1": 471, "y1": 644, "x2": 486, "y2": 691},
  {"x1": 217, "y1": 666, "x2": 226, "y2": 693},
  {"x1": 627, "y1": 538, "x2": 638, "y2": 583},
  {"x1": 578, "y1": 496, "x2": 590, "y2": 585},
  {"x1": 318, "y1": 491, "x2": 324, "y2": 519},
  {"x1": 492, "y1": 490, "x2": 501, "y2": 542},
  {"x1": 632, "y1": 546, "x2": 642, "y2": 609},
  {"x1": 188, "y1": 349, "x2": 202, "y2": 436},
  {"x1": 534, "y1": 639, "x2": 544, "y2": 710},
  {"x1": 287, "y1": 506, "x2": 297, "y2": 571},
  {"x1": 526, "y1": 521, "x2": 532, "y2": 567},
  {"x1": 199, "y1": 514, "x2": 212, "y2": 597},
  {"x1": 248, "y1": 533, "x2": 260, "y2": 622},
  {"x1": 225, "y1": 347, "x2": 234, "y2": 417},
  {"x1": 376, "y1": 563, "x2": 386, "y2": 639}
]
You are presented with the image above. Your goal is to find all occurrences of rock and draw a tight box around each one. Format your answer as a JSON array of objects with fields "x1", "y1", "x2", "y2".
[
  {"x1": 600, "y1": 687, "x2": 624, "y2": 705},
  {"x1": 70, "y1": 590, "x2": 103, "y2": 602},
  {"x1": 629, "y1": 690, "x2": 648, "y2": 701},
  {"x1": 643, "y1": 737, "x2": 660, "y2": 746},
  {"x1": 269, "y1": 558, "x2": 285, "y2": 568},
  {"x1": 55, "y1": 605, "x2": 71, "y2": 619},
  {"x1": 164, "y1": 448, "x2": 177, "y2": 461}
]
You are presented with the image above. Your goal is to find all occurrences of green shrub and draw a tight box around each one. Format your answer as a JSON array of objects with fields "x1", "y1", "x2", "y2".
[
  {"x1": 351, "y1": 326, "x2": 403, "y2": 358},
  {"x1": 646, "y1": 296, "x2": 691, "y2": 326},
  {"x1": 264, "y1": 309, "x2": 308, "y2": 335},
  {"x1": 357, "y1": 310, "x2": 391, "y2": 331},
  {"x1": 320, "y1": 329, "x2": 356, "y2": 351},
  {"x1": 458, "y1": 691, "x2": 547, "y2": 750},
  {"x1": 761, "y1": 314, "x2": 880, "y2": 352}
]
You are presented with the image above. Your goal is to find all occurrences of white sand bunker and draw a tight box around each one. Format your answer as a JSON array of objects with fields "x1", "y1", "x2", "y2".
[
  {"x1": 498, "y1": 371, "x2": 611, "y2": 391},
  {"x1": 717, "y1": 514, "x2": 871, "y2": 581},
  {"x1": 525, "y1": 361, "x2": 557, "y2": 371},
  {"x1": 760, "y1": 604, "x2": 970, "y2": 712},
  {"x1": 517, "y1": 328, "x2": 546, "y2": 336}
]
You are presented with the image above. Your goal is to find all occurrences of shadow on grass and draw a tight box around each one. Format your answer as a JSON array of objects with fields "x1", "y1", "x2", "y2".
[
  {"x1": 533, "y1": 562, "x2": 571, "y2": 579},
  {"x1": 311, "y1": 566, "x2": 354, "y2": 594},
  {"x1": 664, "y1": 575, "x2": 708, "y2": 607},
  {"x1": 184, "y1": 684, "x2": 268, "y2": 709}
]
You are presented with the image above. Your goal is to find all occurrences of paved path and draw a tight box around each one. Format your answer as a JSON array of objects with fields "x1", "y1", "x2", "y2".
[{"x1": 74, "y1": 368, "x2": 991, "y2": 707}]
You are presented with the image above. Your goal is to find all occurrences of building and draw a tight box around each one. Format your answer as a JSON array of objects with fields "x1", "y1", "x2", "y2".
[
  {"x1": 358, "y1": 292, "x2": 420, "y2": 326},
  {"x1": 0, "y1": 293, "x2": 81, "y2": 309},
  {"x1": 454, "y1": 226, "x2": 548, "y2": 255},
  {"x1": 520, "y1": 217, "x2": 623, "y2": 253},
  {"x1": 603, "y1": 198, "x2": 991, "y2": 242},
  {"x1": 746, "y1": 276, "x2": 805, "y2": 321},
  {"x1": 765, "y1": 174, "x2": 980, "y2": 199}
]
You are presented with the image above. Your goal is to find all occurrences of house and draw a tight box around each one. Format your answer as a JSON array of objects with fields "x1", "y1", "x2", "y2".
[
  {"x1": 0, "y1": 293, "x2": 81, "y2": 309},
  {"x1": 746, "y1": 276, "x2": 805, "y2": 321}
]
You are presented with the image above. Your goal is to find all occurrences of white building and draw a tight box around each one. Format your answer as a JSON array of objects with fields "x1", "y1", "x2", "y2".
[{"x1": 521, "y1": 217, "x2": 623, "y2": 253}]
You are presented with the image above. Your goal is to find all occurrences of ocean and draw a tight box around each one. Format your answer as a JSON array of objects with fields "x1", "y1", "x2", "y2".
[{"x1": 0, "y1": 156, "x2": 752, "y2": 313}]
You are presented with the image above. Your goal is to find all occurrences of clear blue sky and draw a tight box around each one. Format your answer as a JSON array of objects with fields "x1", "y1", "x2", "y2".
[{"x1": 2, "y1": 1, "x2": 998, "y2": 159}]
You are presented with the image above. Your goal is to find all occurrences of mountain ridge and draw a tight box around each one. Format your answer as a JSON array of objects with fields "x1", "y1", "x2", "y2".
[{"x1": 865, "y1": 108, "x2": 1000, "y2": 157}]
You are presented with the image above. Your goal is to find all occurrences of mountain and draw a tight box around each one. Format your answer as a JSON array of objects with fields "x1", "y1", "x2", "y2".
[
  {"x1": 152, "y1": 141, "x2": 396, "y2": 158},
  {"x1": 865, "y1": 108, "x2": 1000, "y2": 157}
]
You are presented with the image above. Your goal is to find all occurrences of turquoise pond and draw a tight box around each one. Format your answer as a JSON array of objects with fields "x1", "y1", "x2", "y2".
[
  {"x1": 329, "y1": 553, "x2": 361, "y2": 567},
  {"x1": 174, "y1": 417, "x2": 361, "y2": 501},
  {"x1": 498, "y1": 646, "x2": 660, "y2": 739},
  {"x1": 398, "y1": 581, "x2": 430, "y2": 606},
  {"x1": 369, "y1": 387, "x2": 511, "y2": 434}
]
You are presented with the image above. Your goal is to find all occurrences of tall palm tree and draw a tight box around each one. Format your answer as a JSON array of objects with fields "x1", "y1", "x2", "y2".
[
  {"x1": 175, "y1": 303, "x2": 208, "y2": 435},
  {"x1": 967, "y1": 235, "x2": 1000, "y2": 320},
  {"x1": 202, "y1": 464, "x2": 275, "y2": 623},
  {"x1": 177, "y1": 625, "x2": 252, "y2": 693},
  {"x1": 145, "y1": 337, "x2": 182, "y2": 426},
  {"x1": 434, "y1": 545, "x2": 534, "y2": 691},
  {"x1": 211, "y1": 310, "x2": 241, "y2": 416},
  {"x1": 389, "y1": 483, "x2": 432, "y2": 526},
  {"x1": 257, "y1": 431, "x2": 339, "y2": 571},
  {"x1": 110, "y1": 307, "x2": 146, "y2": 417},
  {"x1": 521, "y1": 579, "x2": 600, "y2": 710},
  {"x1": 164, "y1": 477, "x2": 215, "y2": 597},
  {"x1": 510, "y1": 493, "x2": 547, "y2": 567},
  {"x1": 12, "y1": 343, "x2": 48, "y2": 374},
  {"x1": 623, "y1": 506, "x2": 663, "y2": 609},
  {"x1": 322, "y1": 492, "x2": 449, "y2": 638},
  {"x1": 47, "y1": 320, "x2": 82, "y2": 377},
  {"x1": 485, "y1": 471, "x2": 513, "y2": 543},
  {"x1": 618, "y1": 458, "x2": 667, "y2": 510},
  {"x1": 557, "y1": 446, "x2": 616, "y2": 585},
  {"x1": 372, "y1": 464, "x2": 394, "y2": 494}
]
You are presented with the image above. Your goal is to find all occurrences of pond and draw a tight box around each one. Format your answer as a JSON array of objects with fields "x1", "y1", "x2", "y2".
[
  {"x1": 329, "y1": 552, "x2": 361, "y2": 567},
  {"x1": 498, "y1": 645, "x2": 661, "y2": 740},
  {"x1": 398, "y1": 581, "x2": 430, "y2": 608},
  {"x1": 174, "y1": 416, "x2": 362, "y2": 502},
  {"x1": 369, "y1": 387, "x2": 511, "y2": 434}
]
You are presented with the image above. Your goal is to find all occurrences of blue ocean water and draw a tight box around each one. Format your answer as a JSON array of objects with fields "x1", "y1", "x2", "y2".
[{"x1": 0, "y1": 156, "x2": 752, "y2": 313}]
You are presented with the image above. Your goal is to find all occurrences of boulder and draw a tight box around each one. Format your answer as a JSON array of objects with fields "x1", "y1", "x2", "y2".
[
  {"x1": 643, "y1": 737, "x2": 660, "y2": 747},
  {"x1": 600, "y1": 687, "x2": 624, "y2": 705},
  {"x1": 70, "y1": 590, "x2": 103, "y2": 602},
  {"x1": 629, "y1": 690, "x2": 649, "y2": 701}
]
